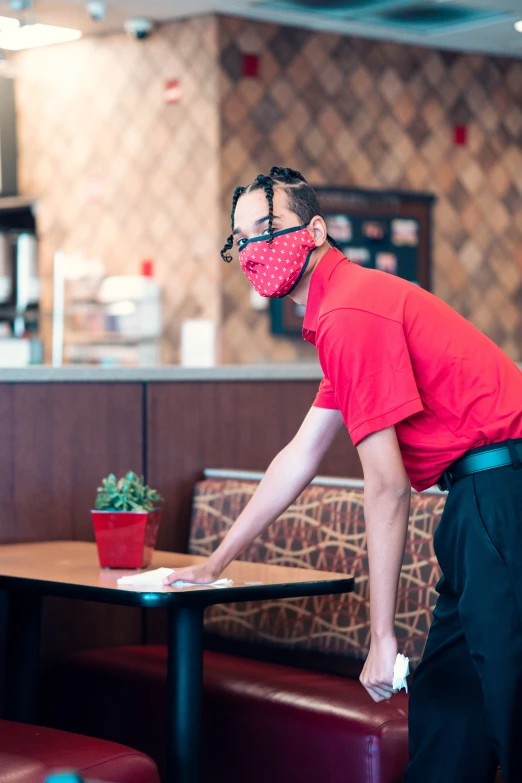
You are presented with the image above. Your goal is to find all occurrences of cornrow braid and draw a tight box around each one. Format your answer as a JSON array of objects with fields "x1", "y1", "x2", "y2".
[
  {"x1": 251, "y1": 174, "x2": 276, "y2": 243},
  {"x1": 220, "y1": 185, "x2": 246, "y2": 262},
  {"x1": 269, "y1": 166, "x2": 307, "y2": 183}
]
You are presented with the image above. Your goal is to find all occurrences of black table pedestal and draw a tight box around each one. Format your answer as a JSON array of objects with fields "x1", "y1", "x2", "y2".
[
  {"x1": 167, "y1": 606, "x2": 204, "y2": 783},
  {"x1": 0, "y1": 589, "x2": 42, "y2": 723}
]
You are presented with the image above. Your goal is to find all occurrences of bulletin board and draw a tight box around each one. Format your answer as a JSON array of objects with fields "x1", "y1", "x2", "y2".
[{"x1": 270, "y1": 186, "x2": 435, "y2": 337}]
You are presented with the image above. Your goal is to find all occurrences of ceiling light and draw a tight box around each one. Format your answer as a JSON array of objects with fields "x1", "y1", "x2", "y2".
[
  {"x1": 0, "y1": 23, "x2": 82, "y2": 50},
  {"x1": 0, "y1": 15, "x2": 21, "y2": 30},
  {"x1": 515, "y1": 20, "x2": 522, "y2": 32}
]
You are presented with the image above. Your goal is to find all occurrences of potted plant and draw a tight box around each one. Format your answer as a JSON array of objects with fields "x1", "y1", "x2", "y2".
[{"x1": 91, "y1": 472, "x2": 163, "y2": 569}]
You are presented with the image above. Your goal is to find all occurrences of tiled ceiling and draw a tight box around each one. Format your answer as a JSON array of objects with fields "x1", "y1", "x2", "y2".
[{"x1": 0, "y1": 0, "x2": 521, "y2": 57}]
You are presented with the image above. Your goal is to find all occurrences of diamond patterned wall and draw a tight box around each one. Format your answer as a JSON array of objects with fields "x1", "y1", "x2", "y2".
[
  {"x1": 218, "y1": 16, "x2": 522, "y2": 364},
  {"x1": 13, "y1": 14, "x2": 522, "y2": 365},
  {"x1": 15, "y1": 16, "x2": 221, "y2": 363}
]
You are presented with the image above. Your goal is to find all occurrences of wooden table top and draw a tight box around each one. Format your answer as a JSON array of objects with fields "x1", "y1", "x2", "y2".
[{"x1": 0, "y1": 541, "x2": 354, "y2": 609}]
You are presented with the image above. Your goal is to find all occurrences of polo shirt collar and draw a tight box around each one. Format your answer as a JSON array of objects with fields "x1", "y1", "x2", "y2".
[{"x1": 302, "y1": 247, "x2": 346, "y2": 342}]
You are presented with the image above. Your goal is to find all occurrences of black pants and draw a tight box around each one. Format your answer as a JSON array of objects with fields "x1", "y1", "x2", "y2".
[{"x1": 403, "y1": 464, "x2": 522, "y2": 783}]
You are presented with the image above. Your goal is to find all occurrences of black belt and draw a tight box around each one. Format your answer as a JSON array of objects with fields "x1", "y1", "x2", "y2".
[{"x1": 437, "y1": 438, "x2": 522, "y2": 492}]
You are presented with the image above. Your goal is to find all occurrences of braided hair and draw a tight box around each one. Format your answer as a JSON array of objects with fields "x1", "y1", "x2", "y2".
[
  {"x1": 221, "y1": 186, "x2": 246, "y2": 263},
  {"x1": 250, "y1": 173, "x2": 276, "y2": 237},
  {"x1": 269, "y1": 166, "x2": 306, "y2": 182},
  {"x1": 220, "y1": 166, "x2": 328, "y2": 262}
]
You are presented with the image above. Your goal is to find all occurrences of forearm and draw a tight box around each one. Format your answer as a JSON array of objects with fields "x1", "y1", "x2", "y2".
[
  {"x1": 209, "y1": 439, "x2": 321, "y2": 573},
  {"x1": 364, "y1": 480, "x2": 410, "y2": 639}
]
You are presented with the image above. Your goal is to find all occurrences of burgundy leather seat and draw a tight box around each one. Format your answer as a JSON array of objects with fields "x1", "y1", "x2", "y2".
[
  {"x1": 0, "y1": 720, "x2": 160, "y2": 783},
  {"x1": 41, "y1": 645, "x2": 409, "y2": 783}
]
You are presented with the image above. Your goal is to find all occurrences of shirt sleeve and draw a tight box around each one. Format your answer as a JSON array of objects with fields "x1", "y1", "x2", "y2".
[
  {"x1": 317, "y1": 309, "x2": 423, "y2": 445},
  {"x1": 313, "y1": 375, "x2": 339, "y2": 410}
]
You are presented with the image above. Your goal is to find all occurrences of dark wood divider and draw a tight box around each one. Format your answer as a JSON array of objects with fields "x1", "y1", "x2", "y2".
[
  {"x1": 0, "y1": 382, "x2": 145, "y2": 658},
  {"x1": 0, "y1": 383, "x2": 144, "y2": 544}
]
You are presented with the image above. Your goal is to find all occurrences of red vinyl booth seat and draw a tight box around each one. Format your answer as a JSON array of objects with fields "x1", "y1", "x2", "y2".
[
  {"x1": 41, "y1": 646, "x2": 409, "y2": 783},
  {"x1": 0, "y1": 720, "x2": 160, "y2": 783}
]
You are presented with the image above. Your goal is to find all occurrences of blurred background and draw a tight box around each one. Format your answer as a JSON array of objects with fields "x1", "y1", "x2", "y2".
[{"x1": 0, "y1": 0, "x2": 520, "y2": 368}]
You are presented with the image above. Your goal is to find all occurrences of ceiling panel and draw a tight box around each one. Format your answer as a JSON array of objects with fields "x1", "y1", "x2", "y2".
[{"x1": 0, "y1": 0, "x2": 519, "y2": 57}]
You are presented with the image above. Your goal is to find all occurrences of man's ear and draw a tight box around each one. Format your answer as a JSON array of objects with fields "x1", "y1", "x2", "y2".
[{"x1": 308, "y1": 215, "x2": 328, "y2": 247}]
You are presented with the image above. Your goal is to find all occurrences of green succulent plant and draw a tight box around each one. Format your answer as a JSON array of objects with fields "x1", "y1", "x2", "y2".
[{"x1": 94, "y1": 471, "x2": 163, "y2": 512}]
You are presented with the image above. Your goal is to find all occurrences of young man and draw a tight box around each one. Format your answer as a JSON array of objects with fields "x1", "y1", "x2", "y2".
[{"x1": 166, "y1": 167, "x2": 522, "y2": 783}]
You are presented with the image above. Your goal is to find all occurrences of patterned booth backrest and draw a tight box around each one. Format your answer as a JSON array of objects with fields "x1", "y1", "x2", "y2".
[{"x1": 189, "y1": 474, "x2": 445, "y2": 670}]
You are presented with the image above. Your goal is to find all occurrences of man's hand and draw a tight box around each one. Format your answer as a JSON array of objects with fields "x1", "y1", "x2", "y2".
[
  {"x1": 163, "y1": 561, "x2": 220, "y2": 586},
  {"x1": 360, "y1": 633, "x2": 398, "y2": 702}
]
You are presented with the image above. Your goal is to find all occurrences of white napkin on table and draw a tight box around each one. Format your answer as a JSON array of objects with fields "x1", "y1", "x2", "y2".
[
  {"x1": 117, "y1": 567, "x2": 233, "y2": 588},
  {"x1": 393, "y1": 653, "x2": 410, "y2": 693}
]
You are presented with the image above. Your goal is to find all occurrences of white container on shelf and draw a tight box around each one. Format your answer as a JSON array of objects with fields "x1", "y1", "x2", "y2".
[
  {"x1": 97, "y1": 275, "x2": 162, "y2": 340},
  {"x1": 180, "y1": 319, "x2": 216, "y2": 367},
  {"x1": 0, "y1": 337, "x2": 41, "y2": 367}
]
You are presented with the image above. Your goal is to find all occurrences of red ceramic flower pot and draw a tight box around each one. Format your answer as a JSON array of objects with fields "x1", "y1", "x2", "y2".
[{"x1": 91, "y1": 509, "x2": 162, "y2": 569}]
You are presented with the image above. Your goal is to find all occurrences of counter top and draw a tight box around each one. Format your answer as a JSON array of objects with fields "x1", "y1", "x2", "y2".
[
  {"x1": 2, "y1": 362, "x2": 521, "y2": 383},
  {"x1": 0, "y1": 364, "x2": 325, "y2": 383}
]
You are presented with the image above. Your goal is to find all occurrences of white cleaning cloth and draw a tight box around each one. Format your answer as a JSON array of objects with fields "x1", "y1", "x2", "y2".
[
  {"x1": 117, "y1": 567, "x2": 233, "y2": 588},
  {"x1": 393, "y1": 653, "x2": 410, "y2": 693}
]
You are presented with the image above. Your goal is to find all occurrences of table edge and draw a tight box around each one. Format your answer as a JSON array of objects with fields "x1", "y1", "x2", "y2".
[{"x1": 0, "y1": 574, "x2": 355, "y2": 608}]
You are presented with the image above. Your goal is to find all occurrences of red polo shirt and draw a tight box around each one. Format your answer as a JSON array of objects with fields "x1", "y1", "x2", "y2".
[{"x1": 303, "y1": 248, "x2": 522, "y2": 490}]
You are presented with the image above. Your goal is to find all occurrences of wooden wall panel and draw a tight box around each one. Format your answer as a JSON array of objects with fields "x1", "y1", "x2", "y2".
[
  {"x1": 147, "y1": 381, "x2": 362, "y2": 555},
  {"x1": 0, "y1": 383, "x2": 145, "y2": 658},
  {"x1": 0, "y1": 383, "x2": 145, "y2": 543}
]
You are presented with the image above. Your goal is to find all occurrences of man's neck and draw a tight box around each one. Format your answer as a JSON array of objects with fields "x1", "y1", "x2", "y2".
[{"x1": 289, "y1": 243, "x2": 332, "y2": 307}]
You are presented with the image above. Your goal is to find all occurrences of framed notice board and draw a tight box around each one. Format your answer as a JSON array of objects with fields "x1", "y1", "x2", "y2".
[{"x1": 270, "y1": 187, "x2": 435, "y2": 337}]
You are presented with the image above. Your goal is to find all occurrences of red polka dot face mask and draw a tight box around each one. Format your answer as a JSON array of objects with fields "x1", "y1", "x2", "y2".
[{"x1": 239, "y1": 224, "x2": 316, "y2": 298}]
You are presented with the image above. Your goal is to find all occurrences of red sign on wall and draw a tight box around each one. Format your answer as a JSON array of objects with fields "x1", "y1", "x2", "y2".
[
  {"x1": 242, "y1": 53, "x2": 260, "y2": 79},
  {"x1": 164, "y1": 79, "x2": 182, "y2": 104},
  {"x1": 454, "y1": 125, "x2": 467, "y2": 146}
]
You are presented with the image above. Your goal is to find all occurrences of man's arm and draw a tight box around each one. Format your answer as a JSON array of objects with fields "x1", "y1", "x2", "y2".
[
  {"x1": 357, "y1": 425, "x2": 411, "y2": 702},
  {"x1": 164, "y1": 406, "x2": 344, "y2": 585}
]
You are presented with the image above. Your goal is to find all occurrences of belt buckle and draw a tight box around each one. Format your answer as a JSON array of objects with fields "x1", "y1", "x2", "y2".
[{"x1": 437, "y1": 470, "x2": 453, "y2": 492}]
